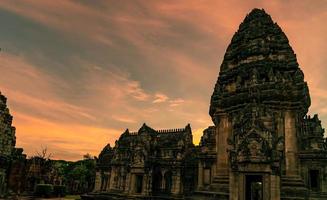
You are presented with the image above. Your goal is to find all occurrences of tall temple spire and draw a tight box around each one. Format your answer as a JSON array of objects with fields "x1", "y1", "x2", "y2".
[{"x1": 210, "y1": 8, "x2": 310, "y2": 120}]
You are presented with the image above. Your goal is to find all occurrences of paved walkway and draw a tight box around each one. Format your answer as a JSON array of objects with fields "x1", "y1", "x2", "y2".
[
  {"x1": 1, "y1": 197, "x2": 79, "y2": 200},
  {"x1": 0, "y1": 198, "x2": 63, "y2": 200}
]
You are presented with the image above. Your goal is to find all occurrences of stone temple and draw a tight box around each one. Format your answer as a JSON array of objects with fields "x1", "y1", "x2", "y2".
[
  {"x1": 85, "y1": 8, "x2": 327, "y2": 200},
  {"x1": 0, "y1": 92, "x2": 17, "y2": 195}
]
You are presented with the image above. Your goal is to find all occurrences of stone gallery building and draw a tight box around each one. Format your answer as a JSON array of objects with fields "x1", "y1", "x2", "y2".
[
  {"x1": 86, "y1": 9, "x2": 327, "y2": 200},
  {"x1": 93, "y1": 124, "x2": 197, "y2": 198}
]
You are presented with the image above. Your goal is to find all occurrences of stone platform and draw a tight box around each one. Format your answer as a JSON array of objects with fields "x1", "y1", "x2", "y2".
[{"x1": 81, "y1": 192, "x2": 186, "y2": 200}]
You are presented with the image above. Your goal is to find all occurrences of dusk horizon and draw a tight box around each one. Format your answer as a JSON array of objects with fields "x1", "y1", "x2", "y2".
[{"x1": 1, "y1": 0, "x2": 327, "y2": 161}]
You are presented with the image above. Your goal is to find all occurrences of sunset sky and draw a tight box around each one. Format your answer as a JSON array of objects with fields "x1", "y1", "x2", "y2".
[{"x1": 0, "y1": 0, "x2": 326, "y2": 161}]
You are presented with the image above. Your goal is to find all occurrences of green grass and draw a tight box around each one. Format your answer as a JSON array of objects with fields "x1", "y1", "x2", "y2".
[{"x1": 64, "y1": 195, "x2": 81, "y2": 200}]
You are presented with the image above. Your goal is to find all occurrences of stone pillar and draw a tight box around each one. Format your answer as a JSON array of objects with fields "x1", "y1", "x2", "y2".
[
  {"x1": 106, "y1": 173, "x2": 111, "y2": 191},
  {"x1": 323, "y1": 166, "x2": 327, "y2": 193},
  {"x1": 0, "y1": 171, "x2": 5, "y2": 197},
  {"x1": 229, "y1": 172, "x2": 239, "y2": 200},
  {"x1": 198, "y1": 162, "x2": 203, "y2": 189},
  {"x1": 93, "y1": 172, "x2": 101, "y2": 192},
  {"x1": 117, "y1": 172, "x2": 122, "y2": 190},
  {"x1": 161, "y1": 171, "x2": 165, "y2": 190},
  {"x1": 216, "y1": 114, "x2": 230, "y2": 176},
  {"x1": 211, "y1": 163, "x2": 216, "y2": 183},
  {"x1": 172, "y1": 171, "x2": 181, "y2": 195},
  {"x1": 284, "y1": 111, "x2": 299, "y2": 176},
  {"x1": 124, "y1": 173, "x2": 130, "y2": 194},
  {"x1": 148, "y1": 173, "x2": 153, "y2": 195},
  {"x1": 142, "y1": 174, "x2": 148, "y2": 195},
  {"x1": 130, "y1": 174, "x2": 135, "y2": 193},
  {"x1": 109, "y1": 168, "x2": 116, "y2": 190},
  {"x1": 270, "y1": 175, "x2": 280, "y2": 200}
]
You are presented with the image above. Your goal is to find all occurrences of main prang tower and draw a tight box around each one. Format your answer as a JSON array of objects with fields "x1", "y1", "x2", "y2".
[{"x1": 197, "y1": 8, "x2": 327, "y2": 200}]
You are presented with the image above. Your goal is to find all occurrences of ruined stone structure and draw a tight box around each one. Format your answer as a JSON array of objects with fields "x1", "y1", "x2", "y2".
[
  {"x1": 92, "y1": 123, "x2": 197, "y2": 199},
  {"x1": 85, "y1": 8, "x2": 327, "y2": 200},
  {"x1": 197, "y1": 8, "x2": 327, "y2": 200},
  {"x1": 7, "y1": 148, "x2": 26, "y2": 194},
  {"x1": 0, "y1": 92, "x2": 26, "y2": 196}
]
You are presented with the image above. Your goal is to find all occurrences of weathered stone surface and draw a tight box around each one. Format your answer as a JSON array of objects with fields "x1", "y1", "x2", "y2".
[
  {"x1": 86, "y1": 8, "x2": 327, "y2": 200},
  {"x1": 201, "y1": 8, "x2": 327, "y2": 200},
  {"x1": 0, "y1": 91, "x2": 16, "y2": 196},
  {"x1": 92, "y1": 124, "x2": 197, "y2": 198},
  {"x1": 0, "y1": 92, "x2": 16, "y2": 157},
  {"x1": 210, "y1": 8, "x2": 310, "y2": 119}
]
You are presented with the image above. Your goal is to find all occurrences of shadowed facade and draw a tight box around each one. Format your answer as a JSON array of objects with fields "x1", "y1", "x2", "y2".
[
  {"x1": 92, "y1": 124, "x2": 197, "y2": 199},
  {"x1": 197, "y1": 8, "x2": 327, "y2": 200},
  {"x1": 0, "y1": 92, "x2": 16, "y2": 196},
  {"x1": 85, "y1": 8, "x2": 327, "y2": 200},
  {"x1": 0, "y1": 92, "x2": 26, "y2": 197}
]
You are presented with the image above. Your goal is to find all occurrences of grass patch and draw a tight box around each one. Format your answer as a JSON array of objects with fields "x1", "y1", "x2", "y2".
[{"x1": 64, "y1": 195, "x2": 81, "y2": 200}]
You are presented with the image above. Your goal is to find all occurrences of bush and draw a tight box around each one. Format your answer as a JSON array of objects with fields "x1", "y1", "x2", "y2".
[
  {"x1": 34, "y1": 184, "x2": 53, "y2": 197},
  {"x1": 53, "y1": 185, "x2": 66, "y2": 197}
]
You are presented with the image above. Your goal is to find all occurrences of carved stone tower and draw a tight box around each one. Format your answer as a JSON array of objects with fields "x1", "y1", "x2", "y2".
[
  {"x1": 208, "y1": 8, "x2": 312, "y2": 200},
  {"x1": 87, "y1": 8, "x2": 327, "y2": 200}
]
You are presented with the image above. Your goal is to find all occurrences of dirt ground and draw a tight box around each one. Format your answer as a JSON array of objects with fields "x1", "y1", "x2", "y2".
[{"x1": 0, "y1": 195, "x2": 80, "y2": 200}]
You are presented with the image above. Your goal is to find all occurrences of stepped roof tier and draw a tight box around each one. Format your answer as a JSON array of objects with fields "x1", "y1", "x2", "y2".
[{"x1": 210, "y1": 8, "x2": 310, "y2": 122}]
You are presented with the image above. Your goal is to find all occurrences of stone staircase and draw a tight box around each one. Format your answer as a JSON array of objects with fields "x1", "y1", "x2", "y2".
[
  {"x1": 281, "y1": 175, "x2": 308, "y2": 200},
  {"x1": 307, "y1": 191, "x2": 327, "y2": 200},
  {"x1": 187, "y1": 191, "x2": 228, "y2": 200},
  {"x1": 81, "y1": 192, "x2": 185, "y2": 200},
  {"x1": 209, "y1": 175, "x2": 229, "y2": 194},
  {"x1": 189, "y1": 175, "x2": 229, "y2": 200}
]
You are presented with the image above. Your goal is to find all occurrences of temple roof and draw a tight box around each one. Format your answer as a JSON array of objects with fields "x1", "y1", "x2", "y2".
[
  {"x1": 221, "y1": 8, "x2": 294, "y2": 72},
  {"x1": 209, "y1": 8, "x2": 310, "y2": 120},
  {"x1": 116, "y1": 123, "x2": 193, "y2": 149}
]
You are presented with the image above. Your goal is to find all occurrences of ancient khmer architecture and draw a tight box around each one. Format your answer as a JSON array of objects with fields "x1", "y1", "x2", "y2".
[
  {"x1": 84, "y1": 8, "x2": 327, "y2": 200},
  {"x1": 0, "y1": 91, "x2": 16, "y2": 196},
  {"x1": 92, "y1": 124, "x2": 197, "y2": 199},
  {"x1": 197, "y1": 8, "x2": 327, "y2": 200},
  {"x1": 0, "y1": 92, "x2": 26, "y2": 197}
]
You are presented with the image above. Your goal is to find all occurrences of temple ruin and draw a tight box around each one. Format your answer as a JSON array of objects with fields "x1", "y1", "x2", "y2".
[
  {"x1": 84, "y1": 8, "x2": 327, "y2": 200},
  {"x1": 0, "y1": 91, "x2": 16, "y2": 196}
]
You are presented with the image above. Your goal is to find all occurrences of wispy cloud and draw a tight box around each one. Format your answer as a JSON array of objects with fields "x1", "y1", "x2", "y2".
[
  {"x1": 112, "y1": 115, "x2": 136, "y2": 124},
  {"x1": 169, "y1": 98, "x2": 185, "y2": 107},
  {"x1": 153, "y1": 93, "x2": 169, "y2": 103},
  {"x1": 0, "y1": 0, "x2": 326, "y2": 160}
]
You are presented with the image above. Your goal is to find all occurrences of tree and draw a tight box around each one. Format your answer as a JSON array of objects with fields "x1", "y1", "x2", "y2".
[
  {"x1": 83, "y1": 153, "x2": 93, "y2": 160},
  {"x1": 35, "y1": 146, "x2": 52, "y2": 160}
]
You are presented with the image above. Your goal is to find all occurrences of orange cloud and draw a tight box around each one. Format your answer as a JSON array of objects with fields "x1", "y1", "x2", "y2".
[
  {"x1": 0, "y1": 1, "x2": 326, "y2": 160},
  {"x1": 153, "y1": 93, "x2": 169, "y2": 103},
  {"x1": 14, "y1": 112, "x2": 121, "y2": 161}
]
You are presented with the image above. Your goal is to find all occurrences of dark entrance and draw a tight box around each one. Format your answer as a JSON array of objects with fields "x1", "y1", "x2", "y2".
[
  {"x1": 135, "y1": 175, "x2": 143, "y2": 193},
  {"x1": 309, "y1": 170, "x2": 319, "y2": 191},
  {"x1": 164, "y1": 171, "x2": 172, "y2": 193},
  {"x1": 245, "y1": 175, "x2": 263, "y2": 200},
  {"x1": 152, "y1": 166, "x2": 162, "y2": 194}
]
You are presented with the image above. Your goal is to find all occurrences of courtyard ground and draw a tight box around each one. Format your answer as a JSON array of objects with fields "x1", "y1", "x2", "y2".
[{"x1": 0, "y1": 195, "x2": 81, "y2": 200}]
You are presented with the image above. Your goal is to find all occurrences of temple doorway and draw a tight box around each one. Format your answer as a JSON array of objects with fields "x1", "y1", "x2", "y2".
[
  {"x1": 245, "y1": 175, "x2": 263, "y2": 200},
  {"x1": 309, "y1": 169, "x2": 319, "y2": 191},
  {"x1": 135, "y1": 175, "x2": 143, "y2": 193},
  {"x1": 152, "y1": 167, "x2": 162, "y2": 194},
  {"x1": 164, "y1": 171, "x2": 172, "y2": 193}
]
